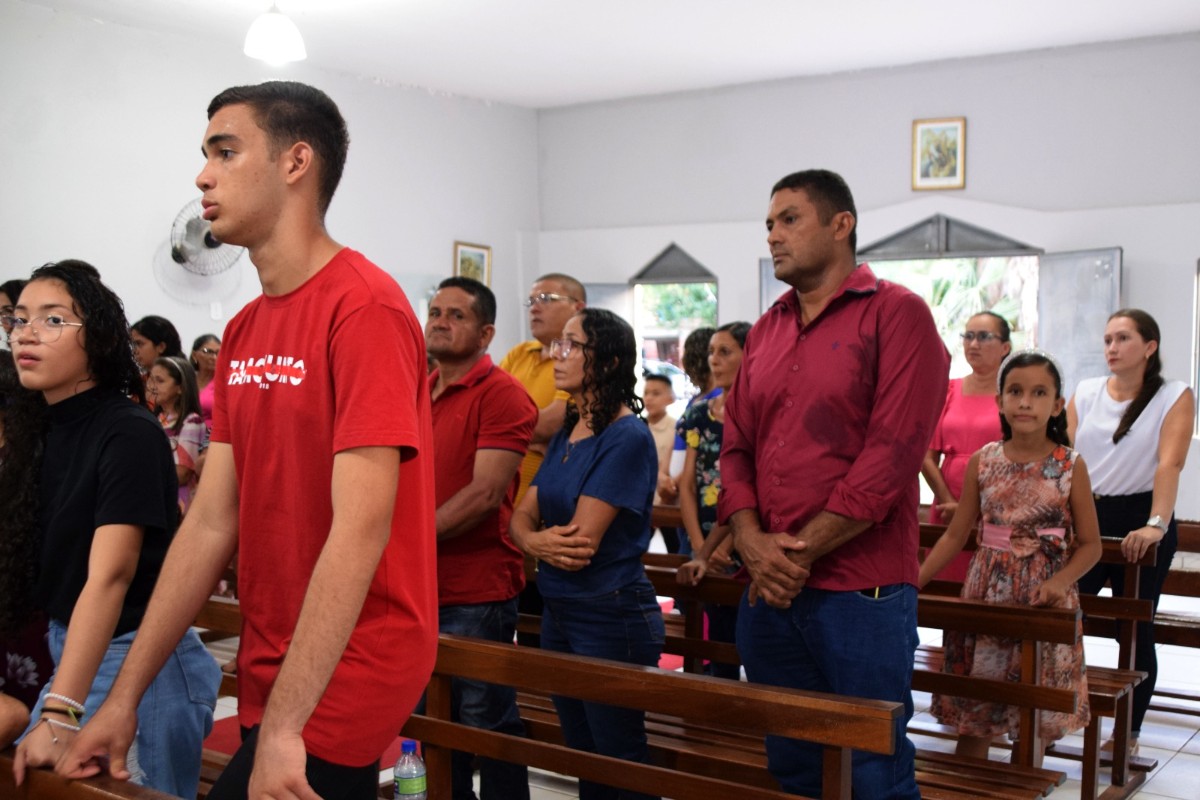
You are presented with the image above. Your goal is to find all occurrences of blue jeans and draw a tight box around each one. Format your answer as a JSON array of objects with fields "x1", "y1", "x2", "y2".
[
  {"x1": 26, "y1": 620, "x2": 221, "y2": 799},
  {"x1": 736, "y1": 584, "x2": 920, "y2": 799},
  {"x1": 541, "y1": 581, "x2": 664, "y2": 800},
  {"x1": 414, "y1": 598, "x2": 529, "y2": 800}
]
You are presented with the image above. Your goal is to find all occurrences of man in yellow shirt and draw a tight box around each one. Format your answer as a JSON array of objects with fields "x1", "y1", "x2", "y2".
[
  {"x1": 499, "y1": 273, "x2": 586, "y2": 646},
  {"x1": 499, "y1": 273, "x2": 587, "y2": 503}
]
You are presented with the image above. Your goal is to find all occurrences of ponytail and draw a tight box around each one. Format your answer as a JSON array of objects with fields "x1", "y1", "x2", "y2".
[{"x1": 1110, "y1": 309, "x2": 1163, "y2": 444}]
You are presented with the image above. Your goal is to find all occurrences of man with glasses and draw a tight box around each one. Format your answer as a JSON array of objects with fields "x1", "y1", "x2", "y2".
[
  {"x1": 500, "y1": 273, "x2": 587, "y2": 503},
  {"x1": 499, "y1": 273, "x2": 585, "y2": 646}
]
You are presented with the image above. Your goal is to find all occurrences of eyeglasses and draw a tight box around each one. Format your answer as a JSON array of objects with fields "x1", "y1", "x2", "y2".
[
  {"x1": 197, "y1": 347, "x2": 220, "y2": 356},
  {"x1": 960, "y1": 331, "x2": 1002, "y2": 343},
  {"x1": 549, "y1": 338, "x2": 591, "y2": 359},
  {"x1": 524, "y1": 292, "x2": 577, "y2": 308},
  {"x1": 3, "y1": 314, "x2": 85, "y2": 343}
]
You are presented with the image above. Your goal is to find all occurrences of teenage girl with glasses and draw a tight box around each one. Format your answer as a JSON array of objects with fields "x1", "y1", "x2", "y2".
[{"x1": 0, "y1": 261, "x2": 219, "y2": 796}]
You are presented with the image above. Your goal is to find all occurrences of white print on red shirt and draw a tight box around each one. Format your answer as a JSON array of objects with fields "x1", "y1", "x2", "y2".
[{"x1": 227, "y1": 355, "x2": 307, "y2": 388}]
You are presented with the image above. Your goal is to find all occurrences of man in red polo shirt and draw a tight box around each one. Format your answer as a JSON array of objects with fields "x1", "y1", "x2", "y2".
[{"x1": 425, "y1": 277, "x2": 537, "y2": 800}]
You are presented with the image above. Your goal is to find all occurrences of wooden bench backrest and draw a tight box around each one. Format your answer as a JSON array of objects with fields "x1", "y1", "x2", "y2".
[
  {"x1": 0, "y1": 750, "x2": 173, "y2": 800},
  {"x1": 407, "y1": 634, "x2": 900, "y2": 800}
]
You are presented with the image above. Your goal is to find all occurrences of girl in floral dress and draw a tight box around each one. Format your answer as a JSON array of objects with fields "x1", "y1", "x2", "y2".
[
  {"x1": 676, "y1": 321, "x2": 749, "y2": 680},
  {"x1": 919, "y1": 349, "x2": 1101, "y2": 763}
]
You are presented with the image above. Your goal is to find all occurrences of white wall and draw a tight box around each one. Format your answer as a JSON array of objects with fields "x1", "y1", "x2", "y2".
[
  {"x1": 0, "y1": 1, "x2": 541, "y2": 355},
  {"x1": 535, "y1": 35, "x2": 1200, "y2": 516}
]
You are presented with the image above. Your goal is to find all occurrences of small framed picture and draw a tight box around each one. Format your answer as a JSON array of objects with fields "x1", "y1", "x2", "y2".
[
  {"x1": 912, "y1": 117, "x2": 966, "y2": 190},
  {"x1": 453, "y1": 241, "x2": 492, "y2": 286}
]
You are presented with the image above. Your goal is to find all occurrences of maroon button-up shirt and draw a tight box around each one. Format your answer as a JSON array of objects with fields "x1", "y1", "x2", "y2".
[{"x1": 719, "y1": 264, "x2": 949, "y2": 591}]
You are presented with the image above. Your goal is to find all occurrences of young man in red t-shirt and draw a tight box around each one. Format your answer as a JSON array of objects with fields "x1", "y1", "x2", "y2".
[{"x1": 62, "y1": 81, "x2": 438, "y2": 800}]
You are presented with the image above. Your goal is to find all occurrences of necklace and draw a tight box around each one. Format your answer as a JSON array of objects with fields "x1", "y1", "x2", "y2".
[{"x1": 562, "y1": 439, "x2": 580, "y2": 463}]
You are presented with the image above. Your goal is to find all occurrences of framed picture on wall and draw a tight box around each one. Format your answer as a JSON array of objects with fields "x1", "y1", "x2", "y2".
[
  {"x1": 453, "y1": 241, "x2": 492, "y2": 286},
  {"x1": 912, "y1": 117, "x2": 966, "y2": 190}
]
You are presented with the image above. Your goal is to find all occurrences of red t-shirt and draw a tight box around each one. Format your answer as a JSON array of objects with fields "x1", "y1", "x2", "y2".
[
  {"x1": 429, "y1": 356, "x2": 537, "y2": 605},
  {"x1": 212, "y1": 248, "x2": 437, "y2": 766}
]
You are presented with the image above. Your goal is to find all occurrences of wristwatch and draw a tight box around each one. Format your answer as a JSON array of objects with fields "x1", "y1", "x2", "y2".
[{"x1": 1146, "y1": 515, "x2": 1168, "y2": 533}]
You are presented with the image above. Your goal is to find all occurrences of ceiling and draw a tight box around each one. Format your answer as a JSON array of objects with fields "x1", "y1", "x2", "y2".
[{"x1": 24, "y1": 0, "x2": 1200, "y2": 108}]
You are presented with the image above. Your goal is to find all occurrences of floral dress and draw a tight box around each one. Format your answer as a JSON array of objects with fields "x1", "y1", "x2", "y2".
[
  {"x1": 677, "y1": 398, "x2": 723, "y2": 539},
  {"x1": 931, "y1": 441, "x2": 1090, "y2": 740}
]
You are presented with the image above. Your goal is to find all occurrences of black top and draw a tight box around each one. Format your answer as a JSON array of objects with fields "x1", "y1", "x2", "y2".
[{"x1": 34, "y1": 388, "x2": 177, "y2": 636}]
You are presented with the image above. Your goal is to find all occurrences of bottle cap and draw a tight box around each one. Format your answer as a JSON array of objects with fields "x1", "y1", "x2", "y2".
[{"x1": 401, "y1": 739, "x2": 417, "y2": 754}]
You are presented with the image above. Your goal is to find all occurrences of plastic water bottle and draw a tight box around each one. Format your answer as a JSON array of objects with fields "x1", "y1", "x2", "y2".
[{"x1": 394, "y1": 739, "x2": 427, "y2": 799}]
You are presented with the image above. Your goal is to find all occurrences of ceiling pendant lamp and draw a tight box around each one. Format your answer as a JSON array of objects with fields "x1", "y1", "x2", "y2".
[{"x1": 244, "y1": 3, "x2": 307, "y2": 65}]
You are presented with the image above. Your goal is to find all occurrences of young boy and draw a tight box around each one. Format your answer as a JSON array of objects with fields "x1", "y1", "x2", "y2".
[{"x1": 644, "y1": 373, "x2": 679, "y2": 552}]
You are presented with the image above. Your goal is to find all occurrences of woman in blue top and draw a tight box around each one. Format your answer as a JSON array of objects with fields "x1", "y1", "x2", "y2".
[{"x1": 511, "y1": 308, "x2": 663, "y2": 800}]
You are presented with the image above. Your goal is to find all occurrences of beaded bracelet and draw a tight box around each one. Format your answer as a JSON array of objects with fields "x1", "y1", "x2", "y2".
[
  {"x1": 46, "y1": 692, "x2": 86, "y2": 713},
  {"x1": 39, "y1": 716, "x2": 81, "y2": 744}
]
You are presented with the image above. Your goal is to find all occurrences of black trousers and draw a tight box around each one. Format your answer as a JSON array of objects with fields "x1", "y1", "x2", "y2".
[
  {"x1": 1076, "y1": 491, "x2": 1178, "y2": 735},
  {"x1": 208, "y1": 725, "x2": 381, "y2": 800}
]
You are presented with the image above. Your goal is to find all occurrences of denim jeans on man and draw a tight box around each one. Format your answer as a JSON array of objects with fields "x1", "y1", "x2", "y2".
[
  {"x1": 413, "y1": 598, "x2": 529, "y2": 800},
  {"x1": 540, "y1": 581, "x2": 664, "y2": 800},
  {"x1": 25, "y1": 620, "x2": 220, "y2": 798},
  {"x1": 737, "y1": 583, "x2": 921, "y2": 799}
]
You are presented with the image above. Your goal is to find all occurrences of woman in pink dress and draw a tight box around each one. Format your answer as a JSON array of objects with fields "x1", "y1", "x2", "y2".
[
  {"x1": 921, "y1": 311, "x2": 1011, "y2": 582},
  {"x1": 189, "y1": 334, "x2": 220, "y2": 429}
]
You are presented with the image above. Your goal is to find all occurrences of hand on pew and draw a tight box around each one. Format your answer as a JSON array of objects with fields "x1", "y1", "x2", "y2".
[
  {"x1": 14, "y1": 715, "x2": 77, "y2": 786},
  {"x1": 1119, "y1": 525, "x2": 1164, "y2": 562},
  {"x1": 55, "y1": 701, "x2": 137, "y2": 784},
  {"x1": 1030, "y1": 575, "x2": 1072, "y2": 608},
  {"x1": 677, "y1": 558, "x2": 709, "y2": 586}
]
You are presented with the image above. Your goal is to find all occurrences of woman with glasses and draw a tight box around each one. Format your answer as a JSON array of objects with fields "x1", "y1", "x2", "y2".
[
  {"x1": 510, "y1": 308, "x2": 663, "y2": 800},
  {"x1": 189, "y1": 334, "x2": 221, "y2": 429},
  {"x1": 0, "y1": 261, "x2": 219, "y2": 796},
  {"x1": 1068, "y1": 309, "x2": 1194, "y2": 753},
  {"x1": 920, "y1": 311, "x2": 1012, "y2": 582}
]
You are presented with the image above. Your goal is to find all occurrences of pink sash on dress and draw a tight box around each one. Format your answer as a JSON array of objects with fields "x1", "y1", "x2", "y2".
[{"x1": 980, "y1": 523, "x2": 1065, "y2": 551}]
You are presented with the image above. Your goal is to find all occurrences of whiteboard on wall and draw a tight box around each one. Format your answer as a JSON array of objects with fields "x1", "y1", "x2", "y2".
[{"x1": 1037, "y1": 247, "x2": 1123, "y2": 399}]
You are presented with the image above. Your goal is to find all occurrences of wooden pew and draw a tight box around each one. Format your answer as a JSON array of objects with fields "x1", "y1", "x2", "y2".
[
  {"x1": 404, "y1": 633, "x2": 901, "y2": 800},
  {"x1": 635, "y1": 558, "x2": 1078, "y2": 798},
  {"x1": 920, "y1": 523, "x2": 1155, "y2": 800},
  {"x1": 1150, "y1": 519, "x2": 1200, "y2": 716},
  {"x1": 0, "y1": 750, "x2": 174, "y2": 800}
]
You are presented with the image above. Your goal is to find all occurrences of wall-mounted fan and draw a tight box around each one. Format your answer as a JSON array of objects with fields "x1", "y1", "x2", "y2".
[{"x1": 153, "y1": 199, "x2": 246, "y2": 318}]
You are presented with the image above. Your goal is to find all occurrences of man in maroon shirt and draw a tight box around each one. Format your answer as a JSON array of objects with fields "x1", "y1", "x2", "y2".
[
  {"x1": 423, "y1": 276, "x2": 537, "y2": 800},
  {"x1": 720, "y1": 169, "x2": 948, "y2": 798}
]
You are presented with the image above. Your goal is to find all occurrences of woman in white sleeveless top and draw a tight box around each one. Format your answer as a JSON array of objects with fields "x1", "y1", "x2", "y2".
[{"x1": 1067, "y1": 308, "x2": 1194, "y2": 750}]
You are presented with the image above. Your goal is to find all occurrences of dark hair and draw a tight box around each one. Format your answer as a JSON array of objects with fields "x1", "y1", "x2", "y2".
[
  {"x1": 1107, "y1": 309, "x2": 1164, "y2": 444},
  {"x1": 715, "y1": 321, "x2": 751, "y2": 350},
  {"x1": 682, "y1": 327, "x2": 716, "y2": 392},
  {"x1": 535, "y1": 273, "x2": 587, "y2": 303},
  {"x1": 0, "y1": 279, "x2": 26, "y2": 306},
  {"x1": 643, "y1": 373, "x2": 673, "y2": 391},
  {"x1": 971, "y1": 310, "x2": 1011, "y2": 342},
  {"x1": 437, "y1": 276, "x2": 497, "y2": 325},
  {"x1": 564, "y1": 309, "x2": 643, "y2": 437},
  {"x1": 153, "y1": 356, "x2": 202, "y2": 435},
  {"x1": 998, "y1": 351, "x2": 1070, "y2": 446},
  {"x1": 771, "y1": 169, "x2": 858, "y2": 252},
  {"x1": 0, "y1": 259, "x2": 146, "y2": 634},
  {"x1": 33, "y1": 261, "x2": 147, "y2": 406},
  {"x1": 208, "y1": 81, "x2": 349, "y2": 215},
  {"x1": 131, "y1": 315, "x2": 183, "y2": 359},
  {"x1": 0, "y1": 355, "x2": 42, "y2": 634},
  {"x1": 190, "y1": 333, "x2": 221, "y2": 370}
]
